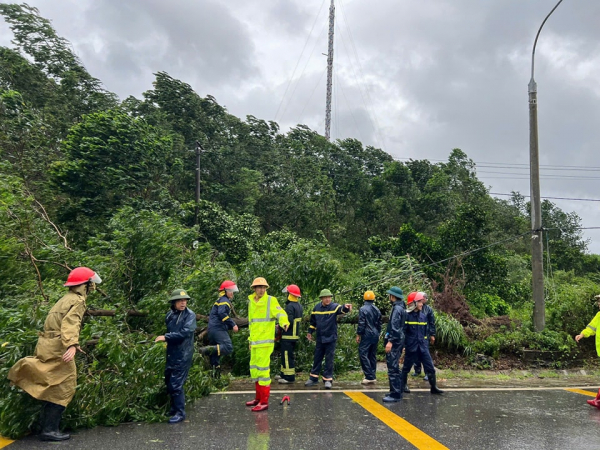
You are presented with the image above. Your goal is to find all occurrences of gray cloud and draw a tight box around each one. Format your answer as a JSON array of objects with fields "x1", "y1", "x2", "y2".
[{"x1": 2, "y1": 0, "x2": 599, "y2": 251}]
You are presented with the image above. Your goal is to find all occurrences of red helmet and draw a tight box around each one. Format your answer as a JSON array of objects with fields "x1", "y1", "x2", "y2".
[
  {"x1": 406, "y1": 291, "x2": 426, "y2": 304},
  {"x1": 219, "y1": 280, "x2": 239, "y2": 292},
  {"x1": 64, "y1": 267, "x2": 102, "y2": 287},
  {"x1": 283, "y1": 284, "x2": 301, "y2": 297}
]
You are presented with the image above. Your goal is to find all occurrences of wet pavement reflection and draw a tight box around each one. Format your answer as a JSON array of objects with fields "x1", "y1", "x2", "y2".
[{"x1": 6, "y1": 388, "x2": 600, "y2": 449}]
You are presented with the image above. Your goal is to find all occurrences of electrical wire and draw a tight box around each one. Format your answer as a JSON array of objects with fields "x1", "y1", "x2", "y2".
[
  {"x1": 274, "y1": 0, "x2": 328, "y2": 123},
  {"x1": 337, "y1": 0, "x2": 387, "y2": 150},
  {"x1": 279, "y1": 18, "x2": 329, "y2": 123},
  {"x1": 490, "y1": 193, "x2": 600, "y2": 202},
  {"x1": 335, "y1": 231, "x2": 531, "y2": 296}
]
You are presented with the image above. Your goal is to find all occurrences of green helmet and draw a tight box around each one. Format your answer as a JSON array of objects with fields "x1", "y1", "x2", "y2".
[
  {"x1": 318, "y1": 289, "x2": 333, "y2": 298},
  {"x1": 386, "y1": 286, "x2": 404, "y2": 299},
  {"x1": 169, "y1": 289, "x2": 191, "y2": 301}
]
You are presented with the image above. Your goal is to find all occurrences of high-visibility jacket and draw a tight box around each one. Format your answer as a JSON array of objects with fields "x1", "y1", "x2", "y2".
[
  {"x1": 581, "y1": 311, "x2": 600, "y2": 356},
  {"x1": 281, "y1": 298, "x2": 303, "y2": 341},
  {"x1": 248, "y1": 293, "x2": 289, "y2": 348},
  {"x1": 208, "y1": 294, "x2": 236, "y2": 332}
]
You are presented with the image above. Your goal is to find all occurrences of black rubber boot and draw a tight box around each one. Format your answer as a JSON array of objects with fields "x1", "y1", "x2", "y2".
[
  {"x1": 39, "y1": 402, "x2": 70, "y2": 441},
  {"x1": 169, "y1": 393, "x2": 186, "y2": 424},
  {"x1": 211, "y1": 365, "x2": 221, "y2": 379},
  {"x1": 428, "y1": 372, "x2": 444, "y2": 395},
  {"x1": 402, "y1": 372, "x2": 410, "y2": 393},
  {"x1": 199, "y1": 346, "x2": 216, "y2": 356}
]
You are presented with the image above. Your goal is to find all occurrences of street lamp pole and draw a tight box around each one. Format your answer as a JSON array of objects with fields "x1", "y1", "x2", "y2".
[{"x1": 529, "y1": 0, "x2": 563, "y2": 332}]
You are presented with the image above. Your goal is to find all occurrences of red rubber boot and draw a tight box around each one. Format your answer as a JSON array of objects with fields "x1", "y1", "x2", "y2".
[
  {"x1": 246, "y1": 382, "x2": 260, "y2": 407},
  {"x1": 587, "y1": 389, "x2": 600, "y2": 408},
  {"x1": 252, "y1": 385, "x2": 269, "y2": 412}
]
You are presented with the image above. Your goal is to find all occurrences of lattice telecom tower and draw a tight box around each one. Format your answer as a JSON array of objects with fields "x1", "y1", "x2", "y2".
[{"x1": 324, "y1": 0, "x2": 335, "y2": 140}]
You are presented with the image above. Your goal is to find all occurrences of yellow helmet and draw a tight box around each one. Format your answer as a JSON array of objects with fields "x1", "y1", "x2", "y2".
[
  {"x1": 363, "y1": 291, "x2": 376, "y2": 301},
  {"x1": 251, "y1": 277, "x2": 269, "y2": 288}
]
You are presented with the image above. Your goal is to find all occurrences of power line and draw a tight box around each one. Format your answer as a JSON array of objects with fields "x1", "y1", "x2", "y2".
[
  {"x1": 336, "y1": 231, "x2": 531, "y2": 296},
  {"x1": 279, "y1": 16, "x2": 329, "y2": 123},
  {"x1": 477, "y1": 171, "x2": 600, "y2": 180},
  {"x1": 337, "y1": 0, "x2": 386, "y2": 151},
  {"x1": 274, "y1": 0, "x2": 328, "y2": 123},
  {"x1": 490, "y1": 192, "x2": 600, "y2": 202},
  {"x1": 394, "y1": 157, "x2": 600, "y2": 171}
]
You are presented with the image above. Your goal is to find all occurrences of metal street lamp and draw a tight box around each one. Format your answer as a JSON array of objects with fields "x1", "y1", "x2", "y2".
[{"x1": 529, "y1": 0, "x2": 564, "y2": 332}]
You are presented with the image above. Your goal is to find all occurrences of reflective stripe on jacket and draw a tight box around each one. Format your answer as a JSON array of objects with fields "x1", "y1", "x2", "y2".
[
  {"x1": 581, "y1": 311, "x2": 600, "y2": 357},
  {"x1": 208, "y1": 295, "x2": 236, "y2": 332},
  {"x1": 282, "y1": 300, "x2": 303, "y2": 340},
  {"x1": 403, "y1": 309, "x2": 429, "y2": 352},
  {"x1": 357, "y1": 301, "x2": 382, "y2": 340},
  {"x1": 248, "y1": 293, "x2": 290, "y2": 348},
  {"x1": 308, "y1": 302, "x2": 350, "y2": 343}
]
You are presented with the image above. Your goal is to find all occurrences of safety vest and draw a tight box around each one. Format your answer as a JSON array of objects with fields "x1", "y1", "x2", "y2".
[
  {"x1": 581, "y1": 311, "x2": 600, "y2": 357},
  {"x1": 248, "y1": 293, "x2": 290, "y2": 348}
]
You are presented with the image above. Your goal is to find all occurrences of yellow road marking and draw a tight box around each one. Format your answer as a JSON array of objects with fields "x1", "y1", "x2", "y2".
[
  {"x1": 345, "y1": 391, "x2": 449, "y2": 450},
  {"x1": 565, "y1": 388, "x2": 597, "y2": 397},
  {"x1": 0, "y1": 436, "x2": 14, "y2": 448}
]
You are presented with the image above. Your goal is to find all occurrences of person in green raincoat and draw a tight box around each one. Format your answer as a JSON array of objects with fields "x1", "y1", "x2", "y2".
[
  {"x1": 245, "y1": 277, "x2": 289, "y2": 412},
  {"x1": 8, "y1": 267, "x2": 102, "y2": 441}
]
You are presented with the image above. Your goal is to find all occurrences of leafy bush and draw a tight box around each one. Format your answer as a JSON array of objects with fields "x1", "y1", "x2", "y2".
[
  {"x1": 545, "y1": 271, "x2": 600, "y2": 336},
  {"x1": 467, "y1": 292, "x2": 510, "y2": 317},
  {"x1": 0, "y1": 298, "x2": 215, "y2": 439},
  {"x1": 435, "y1": 312, "x2": 467, "y2": 350},
  {"x1": 470, "y1": 328, "x2": 576, "y2": 360}
]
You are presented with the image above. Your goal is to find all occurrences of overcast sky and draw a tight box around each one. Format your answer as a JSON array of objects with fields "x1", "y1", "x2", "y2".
[{"x1": 2, "y1": 0, "x2": 599, "y2": 253}]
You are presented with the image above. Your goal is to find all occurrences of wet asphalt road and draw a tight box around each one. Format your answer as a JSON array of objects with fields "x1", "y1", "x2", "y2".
[{"x1": 6, "y1": 387, "x2": 600, "y2": 449}]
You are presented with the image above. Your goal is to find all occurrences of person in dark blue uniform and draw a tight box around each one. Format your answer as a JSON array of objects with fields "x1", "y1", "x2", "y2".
[
  {"x1": 383, "y1": 286, "x2": 407, "y2": 402},
  {"x1": 200, "y1": 280, "x2": 239, "y2": 377},
  {"x1": 411, "y1": 293, "x2": 436, "y2": 380},
  {"x1": 278, "y1": 284, "x2": 304, "y2": 384},
  {"x1": 154, "y1": 289, "x2": 198, "y2": 423},
  {"x1": 357, "y1": 290, "x2": 381, "y2": 385},
  {"x1": 401, "y1": 292, "x2": 443, "y2": 395},
  {"x1": 304, "y1": 289, "x2": 352, "y2": 389}
]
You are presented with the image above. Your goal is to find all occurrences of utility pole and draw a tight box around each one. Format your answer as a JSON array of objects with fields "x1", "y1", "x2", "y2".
[
  {"x1": 194, "y1": 141, "x2": 203, "y2": 226},
  {"x1": 529, "y1": 0, "x2": 563, "y2": 332},
  {"x1": 324, "y1": 0, "x2": 335, "y2": 140}
]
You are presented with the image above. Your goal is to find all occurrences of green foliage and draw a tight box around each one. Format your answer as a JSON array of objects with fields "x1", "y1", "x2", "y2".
[
  {"x1": 470, "y1": 329, "x2": 576, "y2": 360},
  {"x1": 0, "y1": 299, "x2": 212, "y2": 439},
  {"x1": 2, "y1": 4, "x2": 600, "y2": 438},
  {"x1": 435, "y1": 312, "x2": 468, "y2": 350},
  {"x1": 51, "y1": 110, "x2": 175, "y2": 239},
  {"x1": 468, "y1": 293, "x2": 510, "y2": 318},
  {"x1": 545, "y1": 271, "x2": 600, "y2": 336},
  {"x1": 193, "y1": 200, "x2": 261, "y2": 264}
]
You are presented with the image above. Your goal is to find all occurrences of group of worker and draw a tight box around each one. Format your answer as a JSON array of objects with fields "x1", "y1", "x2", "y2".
[
  {"x1": 198, "y1": 277, "x2": 445, "y2": 411},
  {"x1": 6, "y1": 267, "x2": 444, "y2": 441}
]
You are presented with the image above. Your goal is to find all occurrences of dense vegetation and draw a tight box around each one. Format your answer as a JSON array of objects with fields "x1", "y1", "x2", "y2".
[{"x1": 1, "y1": 3, "x2": 599, "y2": 438}]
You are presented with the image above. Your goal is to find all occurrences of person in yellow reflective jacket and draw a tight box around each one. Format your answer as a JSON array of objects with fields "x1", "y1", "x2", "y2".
[
  {"x1": 575, "y1": 294, "x2": 600, "y2": 408},
  {"x1": 245, "y1": 277, "x2": 289, "y2": 412}
]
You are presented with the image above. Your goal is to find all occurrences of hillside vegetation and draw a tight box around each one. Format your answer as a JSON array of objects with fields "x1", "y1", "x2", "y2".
[{"x1": 1, "y1": 3, "x2": 599, "y2": 438}]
